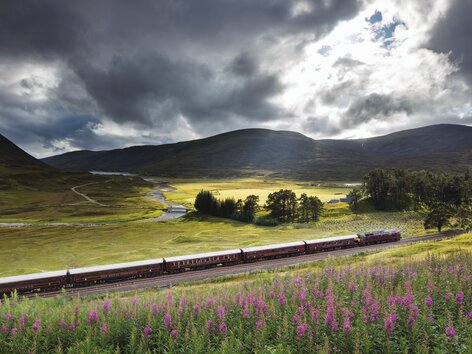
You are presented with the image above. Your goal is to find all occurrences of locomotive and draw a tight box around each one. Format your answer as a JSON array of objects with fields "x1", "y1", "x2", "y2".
[{"x1": 0, "y1": 230, "x2": 400, "y2": 296}]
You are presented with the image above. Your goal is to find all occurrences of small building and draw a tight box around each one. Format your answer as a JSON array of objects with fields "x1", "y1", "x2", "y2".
[{"x1": 327, "y1": 199, "x2": 340, "y2": 204}]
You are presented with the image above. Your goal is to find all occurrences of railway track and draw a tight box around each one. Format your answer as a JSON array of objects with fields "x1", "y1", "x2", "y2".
[{"x1": 25, "y1": 231, "x2": 463, "y2": 299}]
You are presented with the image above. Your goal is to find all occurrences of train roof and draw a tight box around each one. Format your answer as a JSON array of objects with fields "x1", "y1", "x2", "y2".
[
  {"x1": 241, "y1": 241, "x2": 306, "y2": 253},
  {"x1": 0, "y1": 270, "x2": 67, "y2": 285},
  {"x1": 69, "y1": 259, "x2": 165, "y2": 275},
  {"x1": 357, "y1": 230, "x2": 400, "y2": 237},
  {"x1": 164, "y1": 249, "x2": 242, "y2": 263},
  {"x1": 304, "y1": 235, "x2": 357, "y2": 244}
]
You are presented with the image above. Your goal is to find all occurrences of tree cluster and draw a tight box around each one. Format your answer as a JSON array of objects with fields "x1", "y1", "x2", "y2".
[
  {"x1": 265, "y1": 189, "x2": 323, "y2": 223},
  {"x1": 194, "y1": 190, "x2": 259, "y2": 222},
  {"x1": 361, "y1": 169, "x2": 472, "y2": 232}
]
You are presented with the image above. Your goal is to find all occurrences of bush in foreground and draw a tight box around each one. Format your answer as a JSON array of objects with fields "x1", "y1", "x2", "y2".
[{"x1": 0, "y1": 253, "x2": 471, "y2": 353}]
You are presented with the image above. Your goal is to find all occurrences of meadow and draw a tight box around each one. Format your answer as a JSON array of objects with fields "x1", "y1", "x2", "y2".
[
  {"x1": 0, "y1": 234, "x2": 471, "y2": 353},
  {"x1": 0, "y1": 210, "x2": 430, "y2": 277}
]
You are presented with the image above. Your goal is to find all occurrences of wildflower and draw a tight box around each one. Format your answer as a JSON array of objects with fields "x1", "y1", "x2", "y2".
[
  {"x1": 143, "y1": 327, "x2": 152, "y2": 338},
  {"x1": 407, "y1": 315, "x2": 416, "y2": 327},
  {"x1": 278, "y1": 292, "x2": 286, "y2": 305},
  {"x1": 10, "y1": 327, "x2": 17, "y2": 337},
  {"x1": 0, "y1": 324, "x2": 8, "y2": 334},
  {"x1": 163, "y1": 313, "x2": 172, "y2": 328},
  {"x1": 384, "y1": 313, "x2": 397, "y2": 336},
  {"x1": 466, "y1": 311, "x2": 472, "y2": 321},
  {"x1": 69, "y1": 324, "x2": 75, "y2": 332},
  {"x1": 206, "y1": 320, "x2": 213, "y2": 331},
  {"x1": 219, "y1": 322, "x2": 227, "y2": 336},
  {"x1": 151, "y1": 304, "x2": 159, "y2": 315},
  {"x1": 170, "y1": 329, "x2": 178, "y2": 339},
  {"x1": 425, "y1": 296, "x2": 433, "y2": 307},
  {"x1": 444, "y1": 292, "x2": 452, "y2": 301},
  {"x1": 297, "y1": 323, "x2": 308, "y2": 338},
  {"x1": 167, "y1": 293, "x2": 173, "y2": 303},
  {"x1": 101, "y1": 323, "x2": 108, "y2": 334},
  {"x1": 456, "y1": 291, "x2": 464, "y2": 305},
  {"x1": 5, "y1": 313, "x2": 12, "y2": 321},
  {"x1": 19, "y1": 315, "x2": 28, "y2": 326},
  {"x1": 445, "y1": 325, "x2": 455, "y2": 338},
  {"x1": 130, "y1": 297, "x2": 138, "y2": 305},
  {"x1": 87, "y1": 310, "x2": 98, "y2": 325},
  {"x1": 343, "y1": 316, "x2": 351, "y2": 333},
  {"x1": 103, "y1": 300, "x2": 111, "y2": 314},
  {"x1": 60, "y1": 320, "x2": 67, "y2": 329},
  {"x1": 32, "y1": 319, "x2": 41, "y2": 332},
  {"x1": 216, "y1": 306, "x2": 225, "y2": 320},
  {"x1": 193, "y1": 304, "x2": 199, "y2": 315},
  {"x1": 256, "y1": 320, "x2": 264, "y2": 330},
  {"x1": 291, "y1": 315, "x2": 300, "y2": 325},
  {"x1": 270, "y1": 290, "x2": 276, "y2": 299}
]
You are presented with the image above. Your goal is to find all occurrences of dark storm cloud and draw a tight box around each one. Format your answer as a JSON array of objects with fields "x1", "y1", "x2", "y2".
[
  {"x1": 428, "y1": 0, "x2": 472, "y2": 88},
  {"x1": 0, "y1": 0, "x2": 363, "y2": 154},
  {"x1": 342, "y1": 93, "x2": 413, "y2": 127}
]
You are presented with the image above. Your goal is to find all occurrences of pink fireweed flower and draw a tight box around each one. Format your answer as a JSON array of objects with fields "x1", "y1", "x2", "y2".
[
  {"x1": 425, "y1": 296, "x2": 433, "y2": 307},
  {"x1": 216, "y1": 306, "x2": 225, "y2": 320},
  {"x1": 193, "y1": 304, "x2": 199, "y2": 315},
  {"x1": 278, "y1": 292, "x2": 286, "y2": 305},
  {"x1": 243, "y1": 307, "x2": 249, "y2": 318},
  {"x1": 10, "y1": 327, "x2": 17, "y2": 337},
  {"x1": 291, "y1": 315, "x2": 300, "y2": 325},
  {"x1": 151, "y1": 304, "x2": 159, "y2": 315},
  {"x1": 103, "y1": 300, "x2": 111, "y2": 314},
  {"x1": 445, "y1": 325, "x2": 455, "y2": 338},
  {"x1": 5, "y1": 313, "x2": 12, "y2": 321},
  {"x1": 87, "y1": 310, "x2": 98, "y2": 325},
  {"x1": 170, "y1": 329, "x2": 178, "y2": 339},
  {"x1": 219, "y1": 322, "x2": 227, "y2": 336},
  {"x1": 19, "y1": 315, "x2": 28, "y2": 326},
  {"x1": 296, "y1": 323, "x2": 308, "y2": 338},
  {"x1": 101, "y1": 323, "x2": 108, "y2": 334},
  {"x1": 407, "y1": 315, "x2": 416, "y2": 327},
  {"x1": 0, "y1": 324, "x2": 8, "y2": 334},
  {"x1": 32, "y1": 319, "x2": 41, "y2": 332},
  {"x1": 60, "y1": 320, "x2": 67, "y2": 329},
  {"x1": 130, "y1": 297, "x2": 138, "y2": 305},
  {"x1": 69, "y1": 324, "x2": 75, "y2": 332},
  {"x1": 384, "y1": 313, "x2": 397, "y2": 336},
  {"x1": 270, "y1": 290, "x2": 276, "y2": 299},
  {"x1": 206, "y1": 320, "x2": 213, "y2": 331},
  {"x1": 343, "y1": 316, "x2": 351, "y2": 333},
  {"x1": 466, "y1": 311, "x2": 472, "y2": 321},
  {"x1": 256, "y1": 320, "x2": 264, "y2": 330},
  {"x1": 456, "y1": 291, "x2": 464, "y2": 305},
  {"x1": 167, "y1": 293, "x2": 173, "y2": 303},
  {"x1": 143, "y1": 327, "x2": 152, "y2": 338},
  {"x1": 163, "y1": 313, "x2": 172, "y2": 328},
  {"x1": 444, "y1": 292, "x2": 452, "y2": 302}
]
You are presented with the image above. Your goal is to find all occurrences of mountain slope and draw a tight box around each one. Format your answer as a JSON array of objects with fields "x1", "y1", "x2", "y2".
[{"x1": 42, "y1": 124, "x2": 472, "y2": 179}]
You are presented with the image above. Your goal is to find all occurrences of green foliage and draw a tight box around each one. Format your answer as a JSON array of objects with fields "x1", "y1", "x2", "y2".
[{"x1": 265, "y1": 190, "x2": 323, "y2": 224}]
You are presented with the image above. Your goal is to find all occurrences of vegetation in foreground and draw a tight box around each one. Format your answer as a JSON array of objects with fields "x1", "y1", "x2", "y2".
[{"x1": 0, "y1": 236, "x2": 471, "y2": 353}]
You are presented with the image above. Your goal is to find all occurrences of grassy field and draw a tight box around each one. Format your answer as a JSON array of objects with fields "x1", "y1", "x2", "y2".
[
  {"x1": 0, "y1": 210, "x2": 432, "y2": 277},
  {"x1": 0, "y1": 175, "x2": 164, "y2": 223},
  {"x1": 162, "y1": 178, "x2": 353, "y2": 207}
]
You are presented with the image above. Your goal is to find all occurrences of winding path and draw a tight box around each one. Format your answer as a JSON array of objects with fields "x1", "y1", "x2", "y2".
[{"x1": 70, "y1": 181, "x2": 110, "y2": 207}]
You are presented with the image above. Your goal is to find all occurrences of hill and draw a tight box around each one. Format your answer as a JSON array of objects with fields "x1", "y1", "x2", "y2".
[{"x1": 42, "y1": 124, "x2": 472, "y2": 179}]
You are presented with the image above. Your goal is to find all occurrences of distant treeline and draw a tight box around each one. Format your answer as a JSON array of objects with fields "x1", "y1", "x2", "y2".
[
  {"x1": 357, "y1": 169, "x2": 472, "y2": 231},
  {"x1": 194, "y1": 189, "x2": 323, "y2": 225}
]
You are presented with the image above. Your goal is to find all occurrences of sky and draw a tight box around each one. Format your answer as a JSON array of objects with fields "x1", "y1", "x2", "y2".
[{"x1": 0, "y1": 0, "x2": 471, "y2": 158}]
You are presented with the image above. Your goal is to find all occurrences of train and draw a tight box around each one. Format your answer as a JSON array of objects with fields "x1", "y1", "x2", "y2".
[{"x1": 0, "y1": 230, "x2": 400, "y2": 296}]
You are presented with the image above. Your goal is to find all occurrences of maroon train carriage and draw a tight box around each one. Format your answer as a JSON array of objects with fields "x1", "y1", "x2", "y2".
[
  {"x1": 0, "y1": 270, "x2": 68, "y2": 296},
  {"x1": 69, "y1": 259, "x2": 165, "y2": 287},
  {"x1": 357, "y1": 230, "x2": 401, "y2": 245},
  {"x1": 241, "y1": 241, "x2": 306, "y2": 262},
  {"x1": 304, "y1": 235, "x2": 358, "y2": 253},
  {"x1": 164, "y1": 249, "x2": 242, "y2": 272}
]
